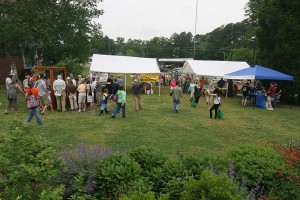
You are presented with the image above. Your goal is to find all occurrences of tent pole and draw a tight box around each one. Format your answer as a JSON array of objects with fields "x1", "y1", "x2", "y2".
[
  {"x1": 125, "y1": 74, "x2": 127, "y2": 92},
  {"x1": 226, "y1": 81, "x2": 228, "y2": 98},
  {"x1": 159, "y1": 78, "x2": 161, "y2": 96}
]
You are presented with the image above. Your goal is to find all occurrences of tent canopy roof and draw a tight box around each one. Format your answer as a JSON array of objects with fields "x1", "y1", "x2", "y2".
[
  {"x1": 158, "y1": 58, "x2": 193, "y2": 62},
  {"x1": 223, "y1": 65, "x2": 294, "y2": 81},
  {"x1": 90, "y1": 54, "x2": 160, "y2": 74},
  {"x1": 182, "y1": 60, "x2": 250, "y2": 77}
]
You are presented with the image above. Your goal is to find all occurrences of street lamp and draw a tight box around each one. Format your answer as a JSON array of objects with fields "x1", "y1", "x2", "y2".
[
  {"x1": 251, "y1": 36, "x2": 256, "y2": 65},
  {"x1": 223, "y1": 52, "x2": 228, "y2": 61}
]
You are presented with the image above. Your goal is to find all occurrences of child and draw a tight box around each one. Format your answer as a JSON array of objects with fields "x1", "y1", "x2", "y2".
[
  {"x1": 146, "y1": 82, "x2": 151, "y2": 94},
  {"x1": 100, "y1": 89, "x2": 109, "y2": 115}
]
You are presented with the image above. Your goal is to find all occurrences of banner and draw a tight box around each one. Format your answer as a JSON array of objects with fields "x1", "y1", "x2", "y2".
[{"x1": 139, "y1": 74, "x2": 159, "y2": 82}]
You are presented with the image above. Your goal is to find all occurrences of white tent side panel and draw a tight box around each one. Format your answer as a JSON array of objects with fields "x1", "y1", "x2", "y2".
[
  {"x1": 223, "y1": 75, "x2": 256, "y2": 80},
  {"x1": 90, "y1": 54, "x2": 160, "y2": 74},
  {"x1": 182, "y1": 60, "x2": 251, "y2": 77}
]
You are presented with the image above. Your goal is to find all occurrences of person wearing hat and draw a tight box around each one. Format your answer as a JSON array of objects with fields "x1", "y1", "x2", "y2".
[
  {"x1": 53, "y1": 75, "x2": 66, "y2": 112},
  {"x1": 132, "y1": 79, "x2": 142, "y2": 111},
  {"x1": 209, "y1": 88, "x2": 221, "y2": 119}
]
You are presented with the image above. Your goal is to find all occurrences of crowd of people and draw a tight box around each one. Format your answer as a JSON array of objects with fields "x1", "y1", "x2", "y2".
[
  {"x1": 240, "y1": 81, "x2": 282, "y2": 110},
  {"x1": 169, "y1": 77, "x2": 222, "y2": 119},
  {"x1": 4, "y1": 71, "x2": 283, "y2": 126}
]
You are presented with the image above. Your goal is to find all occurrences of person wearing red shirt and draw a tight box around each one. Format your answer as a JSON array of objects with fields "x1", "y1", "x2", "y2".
[
  {"x1": 25, "y1": 81, "x2": 43, "y2": 126},
  {"x1": 266, "y1": 82, "x2": 276, "y2": 110}
]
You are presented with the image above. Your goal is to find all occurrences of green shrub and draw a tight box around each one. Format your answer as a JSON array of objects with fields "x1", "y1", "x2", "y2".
[
  {"x1": 38, "y1": 184, "x2": 65, "y2": 200},
  {"x1": 59, "y1": 144, "x2": 115, "y2": 198},
  {"x1": 129, "y1": 146, "x2": 167, "y2": 194},
  {"x1": 119, "y1": 191, "x2": 156, "y2": 200},
  {"x1": 129, "y1": 146, "x2": 167, "y2": 173},
  {"x1": 228, "y1": 144, "x2": 284, "y2": 191},
  {"x1": 94, "y1": 154, "x2": 142, "y2": 199},
  {"x1": 181, "y1": 170, "x2": 243, "y2": 200},
  {"x1": 120, "y1": 191, "x2": 169, "y2": 200},
  {"x1": 160, "y1": 159, "x2": 190, "y2": 199},
  {"x1": 0, "y1": 122, "x2": 61, "y2": 199}
]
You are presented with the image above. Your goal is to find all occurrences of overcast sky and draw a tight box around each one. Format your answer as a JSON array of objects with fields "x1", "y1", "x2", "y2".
[{"x1": 96, "y1": 0, "x2": 249, "y2": 41}]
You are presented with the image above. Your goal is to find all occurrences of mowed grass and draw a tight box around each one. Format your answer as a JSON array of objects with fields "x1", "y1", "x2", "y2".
[{"x1": 0, "y1": 85, "x2": 299, "y2": 158}]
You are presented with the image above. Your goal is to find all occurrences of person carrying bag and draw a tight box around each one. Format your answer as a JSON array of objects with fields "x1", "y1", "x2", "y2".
[
  {"x1": 209, "y1": 88, "x2": 223, "y2": 120},
  {"x1": 24, "y1": 81, "x2": 43, "y2": 126}
]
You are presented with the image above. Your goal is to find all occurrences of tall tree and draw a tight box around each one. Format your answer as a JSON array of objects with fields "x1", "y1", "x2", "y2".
[
  {"x1": 246, "y1": 0, "x2": 300, "y2": 103},
  {"x1": 145, "y1": 37, "x2": 172, "y2": 58},
  {"x1": 170, "y1": 32, "x2": 194, "y2": 58},
  {"x1": 0, "y1": 0, "x2": 103, "y2": 65}
]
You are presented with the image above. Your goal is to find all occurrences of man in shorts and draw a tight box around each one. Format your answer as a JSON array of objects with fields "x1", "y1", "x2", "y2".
[
  {"x1": 77, "y1": 79, "x2": 87, "y2": 112},
  {"x1": 34, "y1": 74, "x2": 50, "y2": 115},
  {"x1": 205, "y1": 82, "x2": 214, "y2": 110},
  {"x1": 241, "y1": 82, "x2": 250, "y2": 107},
  {"x1": 266, "y1": 82, "x2": 276, "y2": 110}
]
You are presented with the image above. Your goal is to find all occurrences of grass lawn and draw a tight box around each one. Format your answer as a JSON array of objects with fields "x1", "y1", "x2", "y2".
[{"x1": 0, "y1": 84, "x2": 299, "y2": 158}]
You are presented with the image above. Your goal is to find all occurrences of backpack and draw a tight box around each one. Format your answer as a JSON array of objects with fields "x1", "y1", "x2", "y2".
[{"x1": 26, "y1": 89, "x2": 40, "y2": 109}]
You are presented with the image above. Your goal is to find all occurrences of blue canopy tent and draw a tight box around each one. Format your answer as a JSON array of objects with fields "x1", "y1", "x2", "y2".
[
  {"x1": 223, "y1": 65, "x2": 294, "y2": 81},
  {"x1": 223, "y1": 65, "x2": 294, "y2": 108}
]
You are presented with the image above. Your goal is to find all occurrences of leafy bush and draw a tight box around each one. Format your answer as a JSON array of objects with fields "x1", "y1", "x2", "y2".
[
  {"x1": 129, "y1": 146, "x2": 167, "y2": 174},
  {"x1": 160, "y1": 159, "x2": 191, "y2": 199},
  {"x1": 228, "y1": 144, "x2": 284, "y2": 192},
  {"x1": 129, "y1": 146, "x2": 167, "y2": 193},
  {"x1": 38, "y1": 184, "x2": 65, "y2": 200},
  {"x1": 94, "y1": 154, "x2": 142, "y2": 199},
  {"x1": 60, "y1": 143, "x2": 115, "y2": 198},
  {"x1": 181, "y1": 170, "x2": 243, "y2": 200},
  {"x1": 129, "y1": 147, "x2": 191, "y2": 199},
  {"x1": 119, "y1": 191, "x2": 157, "y2": 200},
  {"x1": 120, "y1": 191, "x2": 169, "y2": 200},
  {"x1": 0, "y1": 121, "x2": 61, "y2": 199}
]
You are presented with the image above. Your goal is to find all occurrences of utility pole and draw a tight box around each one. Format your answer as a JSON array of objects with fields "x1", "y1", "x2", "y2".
[{"x1": 193, "y1": 0, "x2": 199, "y2": 59}]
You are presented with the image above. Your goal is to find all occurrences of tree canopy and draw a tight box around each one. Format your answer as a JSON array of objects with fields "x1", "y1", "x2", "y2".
[
  {"x1": 0, "y1": 0, "x2": 103, "y2": 65},
  {"x1": 246, "y1": 0, "x2": 300, "y2": 101}
]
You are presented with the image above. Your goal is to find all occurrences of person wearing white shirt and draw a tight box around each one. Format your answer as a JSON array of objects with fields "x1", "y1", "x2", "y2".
[
  {"x1": 209, "y1": 88, "x2": 221, "y2": 120},
  {"x1": 53, "y1": 75, "x2": 66, "y2": 112}
]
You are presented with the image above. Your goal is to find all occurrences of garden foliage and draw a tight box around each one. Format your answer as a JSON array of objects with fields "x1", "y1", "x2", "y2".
[
  {"x1": 0, "y1": 122, "x2": 61, "y2": 199},
  {"x1": 1, "y1": 123, "x2": 298, "y2": 199}
]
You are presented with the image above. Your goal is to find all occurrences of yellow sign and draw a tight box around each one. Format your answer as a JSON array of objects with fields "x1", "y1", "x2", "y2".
[{"x1": 139, "y1": 74, "x2": 159, "y2": 82}]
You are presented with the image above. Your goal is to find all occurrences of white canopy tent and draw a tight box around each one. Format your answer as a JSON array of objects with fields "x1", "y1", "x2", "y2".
[
  {"x1": 90, "y1": 54, "x2": 161, "y2": 95},
  {"x1": 182, "y1": 60, "x2": 251, "y2": 98},
  {"x1": 182, "y1": 60, "x2": 251, "y2": 78},
  {"x1": 90, "y1": 54, "x2": 161, "y2": 74}
]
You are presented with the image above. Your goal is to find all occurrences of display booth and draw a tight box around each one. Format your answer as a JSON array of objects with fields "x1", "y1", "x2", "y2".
[
  {"x1": 34, "y1": 66, "x2": 67, "y2": 109},
  {"x1": 90, "y1": 54, "x2": 161, "y2": 95}
]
